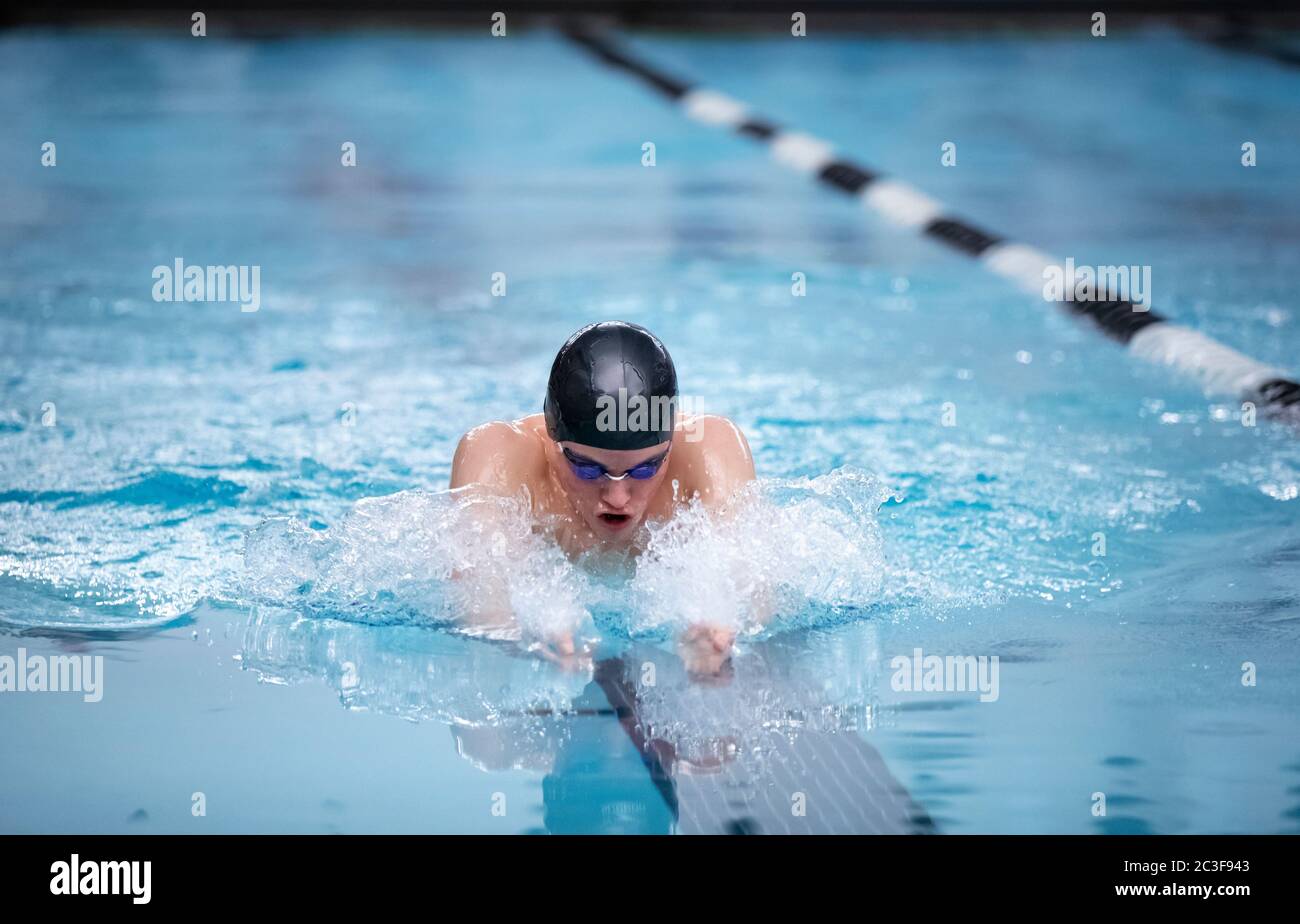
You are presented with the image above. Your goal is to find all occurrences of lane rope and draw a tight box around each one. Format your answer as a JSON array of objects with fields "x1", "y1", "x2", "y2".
[{"x1": 565, "y1": 28, "x2": 1300, "y2": 418}]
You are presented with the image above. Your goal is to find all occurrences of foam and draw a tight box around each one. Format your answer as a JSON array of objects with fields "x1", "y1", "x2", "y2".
[
  {"x1": 243, "y1": 488, "x2": 588, "y2": 643},
  {"x1": 241, "y1": 468, "x2": 904, "y2": 644},
  {"x1": 626, "y1": 468, "x2": 892, "y2": 636}
]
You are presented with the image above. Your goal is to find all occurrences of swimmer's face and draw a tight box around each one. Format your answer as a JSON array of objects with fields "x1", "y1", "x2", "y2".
[{"x1": 550, "y1": 439, "x2": 672, "y2": 541}]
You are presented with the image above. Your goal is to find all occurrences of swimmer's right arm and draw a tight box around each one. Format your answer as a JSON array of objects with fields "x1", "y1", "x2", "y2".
[
  {"x1": 450, "y1": 420, "x2": 532, "y2": 494},
  {"x1": 448, "y1": 423, "x2": 585, "y2": 667},
  {"x1": 446, "y1": 422, "x2": 530, "y2": 630}
]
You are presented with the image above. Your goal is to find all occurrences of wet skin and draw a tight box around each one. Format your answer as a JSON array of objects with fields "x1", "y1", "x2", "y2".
[{"x1": 450, "y1": 412, "x2": 757, "y2": 674}]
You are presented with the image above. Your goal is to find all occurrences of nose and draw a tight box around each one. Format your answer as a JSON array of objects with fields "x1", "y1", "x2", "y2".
[{"x1": 600, "y1": 478, "x2": 633, "y2": 509}]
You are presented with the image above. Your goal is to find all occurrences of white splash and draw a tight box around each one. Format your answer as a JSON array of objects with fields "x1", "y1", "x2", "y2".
[{"x1": 242, "y1": 468, "x2": 904, "y2": 643}]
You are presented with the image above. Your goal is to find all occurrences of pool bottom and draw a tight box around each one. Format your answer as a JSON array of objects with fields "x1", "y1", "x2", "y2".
[{"x1": 4, "y1": 579, "x2": 1297, "y2": 835}]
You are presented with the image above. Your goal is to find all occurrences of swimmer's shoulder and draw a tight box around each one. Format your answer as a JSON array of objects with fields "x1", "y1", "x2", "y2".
[
  {"x1": 450, "y1": 415, "x2": 549, "y2": 492},
  {"x1": 670, "y1": 414, "x2": 756, "y2": 504}
]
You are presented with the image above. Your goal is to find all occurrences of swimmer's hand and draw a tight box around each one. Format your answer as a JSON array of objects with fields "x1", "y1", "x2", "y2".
[
  {"x1": 533, "y1": 631, "x2": 593, "y2": 673},
  {"x1": 678, "y1": 624, "x2": 735, "y2": 680}
]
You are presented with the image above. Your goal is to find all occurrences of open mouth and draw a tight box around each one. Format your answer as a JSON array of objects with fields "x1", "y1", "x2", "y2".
[{"x1": 598, "y1": 513, "x2": 633, "y2": 529}]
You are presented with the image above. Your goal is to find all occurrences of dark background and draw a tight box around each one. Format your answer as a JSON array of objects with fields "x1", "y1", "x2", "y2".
[{"x1": 5, "y1": 1, "x2": 1300, "y2": 33}]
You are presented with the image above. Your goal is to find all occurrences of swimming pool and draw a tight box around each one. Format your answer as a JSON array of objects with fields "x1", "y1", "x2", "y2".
[{"x1": 1, "y1": 25, "x2": 1298, "y2": 834}]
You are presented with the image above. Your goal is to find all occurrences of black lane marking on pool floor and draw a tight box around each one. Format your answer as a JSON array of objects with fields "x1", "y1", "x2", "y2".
[
  {"x1": 592, "y1": 658, "x2": 681, "y2": 820},
  {"x1": 564, "y1": 26, "x2": 1300, "y2": 419},
  {"x1": 589, "y1": 655, "x2": 938, "y2": 835}
]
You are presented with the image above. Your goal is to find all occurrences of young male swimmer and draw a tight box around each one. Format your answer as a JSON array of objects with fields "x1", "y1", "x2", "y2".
[{"x1": 450, "y1": 320, "x2": 756, "y2": 672}]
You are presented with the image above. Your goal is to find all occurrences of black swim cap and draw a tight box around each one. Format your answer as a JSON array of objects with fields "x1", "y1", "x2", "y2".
[{"x1": 544, "y1": 321, "x2": 678, "y2": 451}]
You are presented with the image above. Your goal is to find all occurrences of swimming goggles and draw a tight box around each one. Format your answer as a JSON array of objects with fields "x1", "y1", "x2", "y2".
[{"x1": 562, "y1": 446, "x2": 669, "y2": 481}]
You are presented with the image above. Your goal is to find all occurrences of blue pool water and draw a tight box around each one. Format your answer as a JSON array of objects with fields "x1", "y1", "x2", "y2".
[{"x1": 1, "y1": 26, "x2": 1299, "y2": 834}]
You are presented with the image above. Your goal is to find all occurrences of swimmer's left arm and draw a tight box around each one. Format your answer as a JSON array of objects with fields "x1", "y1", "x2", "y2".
[
  {"x1": 676, "y1": 415, "x2": 756, "y2": 509},
  {"x1": 697, "y1": 417, "x2": 783, "y2": 630},
  {"x1": 673, "y1": 417, "x2": 774, "y2": 674}
]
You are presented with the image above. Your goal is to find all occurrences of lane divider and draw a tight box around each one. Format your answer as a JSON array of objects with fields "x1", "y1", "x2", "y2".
[{"x1": 565, "y1": 28, "x2": 1300, "y2": 418}]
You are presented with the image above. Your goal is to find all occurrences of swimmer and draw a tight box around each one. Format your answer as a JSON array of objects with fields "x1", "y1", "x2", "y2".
[{"x1": 450, "y1": 320, "x2": 757, "y2": 673}]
